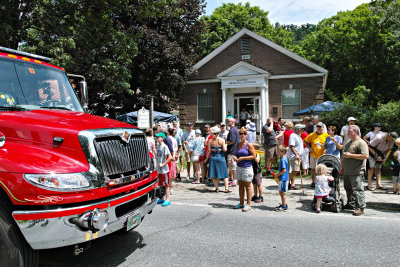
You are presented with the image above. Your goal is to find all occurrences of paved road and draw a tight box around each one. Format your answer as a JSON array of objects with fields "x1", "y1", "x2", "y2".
[{"x1": 39, "y1": 176, "x2": 400, "y2": 266}]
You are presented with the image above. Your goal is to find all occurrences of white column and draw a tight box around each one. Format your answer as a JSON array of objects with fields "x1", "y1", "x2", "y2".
[
  {"x1": 265, "y1": 79, "x2": 269, "y2": 119},
  {"x1": 221, "y1": 88, "x2": 226, "y2": 123}
]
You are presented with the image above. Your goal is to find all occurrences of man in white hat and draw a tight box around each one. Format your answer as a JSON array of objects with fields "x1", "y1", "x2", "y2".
[
  {"x1": 246, "y1": 119, "x2": 256, "y2": 143},
  {"x1": 340, "y1": 117, "x2": 361, "y2": 147}
]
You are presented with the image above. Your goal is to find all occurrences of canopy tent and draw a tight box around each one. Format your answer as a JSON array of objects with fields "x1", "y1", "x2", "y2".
[
  {"x1": 116, "y1": 110, "x2": 178, "y2": 124},
  {"x1": 293, "y1": 101, "x2": 342, "y2": 116}
]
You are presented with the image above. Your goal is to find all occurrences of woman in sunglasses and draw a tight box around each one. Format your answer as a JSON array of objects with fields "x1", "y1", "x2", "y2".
[{"x1": 233, "y1": 128, "x2": 256, "y2": 212}]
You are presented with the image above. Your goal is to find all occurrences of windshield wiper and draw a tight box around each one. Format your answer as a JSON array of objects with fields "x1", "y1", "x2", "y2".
[
  {"x1": 0, "y1": 106, "x2": 27, "y2": 111},
  {"x1": 39, "y1": 106, "x2": 72, "y2": 111}
]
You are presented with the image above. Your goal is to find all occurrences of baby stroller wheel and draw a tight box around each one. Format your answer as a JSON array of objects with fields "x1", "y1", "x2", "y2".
[{"x1": 331, "y1": 199, "x2": 343, "y2": 213}]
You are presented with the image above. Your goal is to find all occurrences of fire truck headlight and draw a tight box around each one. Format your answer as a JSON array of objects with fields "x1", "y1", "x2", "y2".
[{"x1": 24, "y1": 173, "x2": 91, "y2": 189}]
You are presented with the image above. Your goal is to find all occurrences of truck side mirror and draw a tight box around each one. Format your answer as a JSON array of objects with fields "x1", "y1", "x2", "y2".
[{"x1": 79, "y1": 81, "x2": 88, "y2": 112}]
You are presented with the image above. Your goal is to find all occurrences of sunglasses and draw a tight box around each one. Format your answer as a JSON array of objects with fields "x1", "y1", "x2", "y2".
[{"x1": 239, "y1": 132, "x2": 247, "y2": 135}]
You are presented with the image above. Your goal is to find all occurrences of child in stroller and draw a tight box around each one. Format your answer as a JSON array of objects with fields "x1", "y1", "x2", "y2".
[{"x1": 311, "y1": 154, "x2": 345, "y2": 212}]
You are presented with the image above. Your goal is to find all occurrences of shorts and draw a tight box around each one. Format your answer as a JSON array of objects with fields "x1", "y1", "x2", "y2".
[
  {"x1": 252, "y1": 172, "x2": 262, "y2": 185},
  {"x1": 316, "y1": 195, "x2": 327, "y2": 199},
  {"x1": 368, "y1": 156, "x2": 383, "y2": 169},
  {"x1": 191, "y1": 151, "x2": 200, "y2": 162},
  {"x1": 263, "y1": 144, "x2": 277, "y2": 158},
  {"x1": 392, "y1": 176, "x2": 400, "y2": 183},
  {"x1": 185, "y1": 151, "x2": 192, "y2": 163},
  {"x1": 158, "y1": 173, "x2": 170, "y2": 187},
  {"x1": 168, "y1": 160, "x2": 176, "y2": 179},
  {"x1": 289, "y1": 159, "x2": 300, "y2": 172},
  {"x1": 227, "y1": 154, "x2": 237, "y2": 171},
  {"x1": 310, "y1": 156, "x2": 318, "y2": 169},
  {"x1": 302, "y1": 148, "x2": 309, "y2": 169},
  {"x1": 236, "y1": 166, "x2": 254, "y2": 182},
  {"x1": 278, "y1": 180, "x2": 288, "y2": 192}
]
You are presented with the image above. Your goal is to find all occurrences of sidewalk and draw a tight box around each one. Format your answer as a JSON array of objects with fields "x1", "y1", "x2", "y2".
[{"x1": 172, "y1": 168, "x2": 400, "y2": 218}]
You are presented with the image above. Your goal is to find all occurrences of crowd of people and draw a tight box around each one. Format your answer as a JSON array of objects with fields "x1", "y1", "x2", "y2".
[{"x1": 148, "y1": 114, "x2": 400, "y2": 216}]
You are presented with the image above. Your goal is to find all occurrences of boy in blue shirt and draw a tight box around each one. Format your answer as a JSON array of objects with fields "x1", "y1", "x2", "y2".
[{"x1": 275, "y1": 145, "x2": 289, "y2": 211}]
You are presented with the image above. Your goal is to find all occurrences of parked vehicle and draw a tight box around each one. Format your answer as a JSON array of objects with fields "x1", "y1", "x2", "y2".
[{"x1": 0, "y1": 46, "x2": 161, "y2": 266}]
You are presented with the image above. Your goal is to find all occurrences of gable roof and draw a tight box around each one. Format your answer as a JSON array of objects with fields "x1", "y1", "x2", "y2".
[
  {"x1": 217, "y1": 61, "x2": 270, "y2": 78},
  {"x1": 193, "y1": 28, "x2": 328, "y2": 74}
]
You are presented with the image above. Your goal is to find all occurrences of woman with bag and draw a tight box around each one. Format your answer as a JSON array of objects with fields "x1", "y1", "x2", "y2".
[
  {"x1": 207, "y1": 126, "x2": 230, "y2": 192},
  {"x1": 233, "y1": 127, "x2": 256, "y2": 212}
]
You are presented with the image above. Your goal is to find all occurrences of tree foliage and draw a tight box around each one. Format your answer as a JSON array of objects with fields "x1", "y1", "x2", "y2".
[
  {"x1": 301, "y1": 0, "x2": 400, "y2": 105},
  {"x1": 2, "y1": 0, "x2": 205, "y2": 117}
]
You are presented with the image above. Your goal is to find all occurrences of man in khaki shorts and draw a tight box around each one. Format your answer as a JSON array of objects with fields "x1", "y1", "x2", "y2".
[{"x1": 287, "y1": 124, "x2": 305, "y2": 189}]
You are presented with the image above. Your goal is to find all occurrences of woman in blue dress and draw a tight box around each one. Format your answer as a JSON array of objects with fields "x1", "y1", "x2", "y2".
[{"x1": 207, "y1": 126, "x2": 230, "y2": 192}]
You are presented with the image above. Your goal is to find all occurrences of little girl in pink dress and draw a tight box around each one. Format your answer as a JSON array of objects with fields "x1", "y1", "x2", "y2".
[{"x1": 314, "y1": 164, "x2": 334, "y2": 213}]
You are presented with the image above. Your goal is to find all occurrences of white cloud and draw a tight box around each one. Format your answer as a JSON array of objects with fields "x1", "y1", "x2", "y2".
[{"x1": 207, "y1": 0, "x2": 371, "y2": 25}]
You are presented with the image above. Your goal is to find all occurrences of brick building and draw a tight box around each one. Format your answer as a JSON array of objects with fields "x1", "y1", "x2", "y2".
[{"x1": 179, "y1": 29, "x2": 328, "y2": 133}]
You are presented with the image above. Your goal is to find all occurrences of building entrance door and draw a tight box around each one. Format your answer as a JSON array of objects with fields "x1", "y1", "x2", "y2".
[{"x1": 234, "y1": 96, "x2": 261, "y2": 132}]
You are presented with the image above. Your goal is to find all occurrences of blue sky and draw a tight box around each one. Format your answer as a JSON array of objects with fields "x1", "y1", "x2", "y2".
[{"x1": 204, "y1": 0, "x2": 371, "y2": 25}]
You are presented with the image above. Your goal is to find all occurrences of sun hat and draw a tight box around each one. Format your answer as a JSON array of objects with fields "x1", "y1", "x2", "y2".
[
  {"x1": 195, "y1": 129, "x2": 201, "y2": 135},
  {"x1": 211, "y1": 126, "x2": 220, "y2": 134},
  {"x1": 294, "y1": 124, "x2": 306, "y2": 130},
  {"x1": 347, "y1": 117, "x2": 357, "y2": 122},
  {"x1": 389, "y1": 132, "x2": 398, "y2": 141}
]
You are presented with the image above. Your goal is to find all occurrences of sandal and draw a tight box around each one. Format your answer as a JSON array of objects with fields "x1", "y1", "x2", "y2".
[
  {"x1": 192, "y1": 181, "x2": 200, "y2": 184},
  {"x1": 367, "y1": 186, "x2": 375, "y2": 191},
  {"x1": 214, "y1": 188, "x2": 219, "y2": 193},
  {"x1": 224, "y1": 189, "x2": 232, "y2": 193},
  {"x1": 290, "y1": 186, "x2": 299, "y2": 190},
  {"x1": 242, "y1": 206, "x2": 251, "y2": 212},
  {"x1": 376, "y1": 186, "x2": 388, "y2": 190},
  {"x1": 233, "y1": 203, "x2": 243, "y2": 209}
]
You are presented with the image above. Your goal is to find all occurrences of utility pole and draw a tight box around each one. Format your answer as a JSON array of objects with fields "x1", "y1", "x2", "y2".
[{"x1": 149, "y1": 96, "x2": 154, "y2": 127}]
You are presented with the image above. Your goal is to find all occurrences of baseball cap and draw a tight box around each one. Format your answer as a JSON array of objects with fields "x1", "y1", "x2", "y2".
[
  {"x1": 211, "y1": 126, "x2": 220, "y2": 134},
  {"x1": 155, "y1": 132, "x2": 166, "y2": 139},
  {"x1": 294, "y1": 124, "x2": 306, "y2": 130},
  {"x1": 347, "y1": 117, "x2": 357, "y2": 122},
  {"x1": 220, "y1": 122, "x2": 226, "y2": 126},
  {"x1": 389, "y1": 132, "x2": 398, "y2": 140},
  {"x1": 187, "y1": 122, "x2": 193, "y2": 126},
  {"x1": 316, "y1": 122, "x2": 324, "y2": 127},
  {"x1": 204, "y1": 124, "x2": 210, "y2": 128},
  {"x1": 195, "y1": 129, "x2": 201, "y2": 135}
]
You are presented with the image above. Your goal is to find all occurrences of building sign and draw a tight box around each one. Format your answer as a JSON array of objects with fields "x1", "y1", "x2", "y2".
[
  {"x1": 221, "y1": 76, "x2": 266, "y2": 88},
  {"x1": 137, "y1": 107, "x2": 149, "y2": 129}
]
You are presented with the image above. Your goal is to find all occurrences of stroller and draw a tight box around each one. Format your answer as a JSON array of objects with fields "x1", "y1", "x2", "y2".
[{"x1": 311, "y1": 154, "x2": 345, "y2": 213}]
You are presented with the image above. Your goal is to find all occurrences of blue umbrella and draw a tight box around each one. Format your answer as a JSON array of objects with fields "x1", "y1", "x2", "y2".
[
  {"x1": 116, "y1": 110, "x2": 178, "y2": 124},
  {"x1": 293, "y1": 101, "x2": 342, "y2": 116}
]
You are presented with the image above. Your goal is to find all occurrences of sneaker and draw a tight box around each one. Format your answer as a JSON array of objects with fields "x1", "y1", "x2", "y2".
[
  {"x1": 161, "y1": 200, "x2": 171, "y2": 207},
  {"x1": 316, "y1": 208, "x2": 321, "y2": 213},
  {"x1": 343, "y1": 203, "x2": 355, "y2": 210},
  {"x1": 353, "y1": 209, "x2": 363, "y2": 216},
  {"x1": 233, "y1": 203, "x2": 243, "y2": 209},
  {"x1": 251, "y1": 195, "x2": 257, "y2": 202},
  {"x1": 274, "y1": 204, "x2": 288, "y2": 211},
  {"x1": 255, "y1": 197, "x2": 264, "y2": 203},
  {"x1": 311, "y1": 183, "x2": 315, "y2": 188},
  {"x1": 228, "y1": 181, "x2": 237, "y2": 187},
  {"x1": 157, "y1": 199, "x2": 164, "y2": 204}
]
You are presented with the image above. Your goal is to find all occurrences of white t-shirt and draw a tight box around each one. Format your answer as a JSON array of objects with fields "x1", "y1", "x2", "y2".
[
  {"x1": 146, "y1": 136, "x2": 155, "y2": 155},
  {"x1": 219, "y1": 130, "x2": 229, "y2": 141},
  {"x1": 170, "y1": 136, "x2": 178, "y2": 157},
  {"x1": 287, "y1": 133, "x2": 304, "y2": 161}
]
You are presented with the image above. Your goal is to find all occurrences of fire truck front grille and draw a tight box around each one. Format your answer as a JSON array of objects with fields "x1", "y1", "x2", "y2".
[{"x1": 93, "y1": 135, "x2": 149, "y2": 178}]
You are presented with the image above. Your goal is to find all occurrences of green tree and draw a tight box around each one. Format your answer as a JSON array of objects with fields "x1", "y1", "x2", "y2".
[{"x1": 301, "y1": 1, "x2": 400, "y2": 104}]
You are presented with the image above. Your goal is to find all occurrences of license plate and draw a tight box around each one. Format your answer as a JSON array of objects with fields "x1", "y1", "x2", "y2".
[{"x1": 127, "y1": 213, "x2": 141, "y2": 231}]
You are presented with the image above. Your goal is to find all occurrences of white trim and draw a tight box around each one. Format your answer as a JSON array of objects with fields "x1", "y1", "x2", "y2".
[
  {"x1": 193, "y1": 28, "x2": 328, "y2": 74},
  {"x1": 217, "y1": 61, "x2": 270, "y2": 78},
  {"x1": 187, "y1": 79, "x2": 219, "y2": 84},
  {"x1": 270, "y1": 73, "x2": 325, "y2": 79},
  {"x1": 219, "y1": 74, "x2": 268, "y2": 80}
]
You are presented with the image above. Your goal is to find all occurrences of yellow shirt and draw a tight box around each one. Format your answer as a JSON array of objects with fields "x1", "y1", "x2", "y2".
[{"x1": 304, "y1": 132, "x2": 329, "y2": 159}]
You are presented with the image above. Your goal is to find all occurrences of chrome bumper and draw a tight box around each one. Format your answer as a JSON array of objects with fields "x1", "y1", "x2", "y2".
[{"x1": 13, "y1": 183, "x2": 158, "y2": 250}]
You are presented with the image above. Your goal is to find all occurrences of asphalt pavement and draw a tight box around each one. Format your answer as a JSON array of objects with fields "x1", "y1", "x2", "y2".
[{"x1": 38, "y1": 171, "x2": 400, "y2": 266}]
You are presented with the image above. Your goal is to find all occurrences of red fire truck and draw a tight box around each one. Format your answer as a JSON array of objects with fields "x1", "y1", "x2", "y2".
[{"x1": 0, "y1": 47, "x2": 160, "y2": 266}]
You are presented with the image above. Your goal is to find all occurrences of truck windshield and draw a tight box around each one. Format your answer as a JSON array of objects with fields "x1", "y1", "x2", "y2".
[{"x1": 0, "y1": 58, "x2": 83, "y2": 112}]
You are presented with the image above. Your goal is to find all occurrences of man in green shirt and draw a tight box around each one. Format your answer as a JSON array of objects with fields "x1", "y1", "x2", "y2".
[{"x1": 340, "y1": 125, "x2": 369, "y2": 216}]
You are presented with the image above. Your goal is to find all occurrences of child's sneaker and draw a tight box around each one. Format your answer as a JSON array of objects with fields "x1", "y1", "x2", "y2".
[
  {"x1": 161, "y1": 200, "x2": 171, "y2": 207},
  {"x1": 157, "y1": 199, "x2": 164, "y2": 204},
  {"x1": 255, "y1": 197, "x2": 264, "y2": 203},
  {"x1": 251, "y1": 195, "x2": 257, "y2": 202},
  {"x1": 274, "y1": 204, "x2": 288, "y2": 211},
  {"x1": 316, "y1": 208, "x2": 321, "y2": 213}
]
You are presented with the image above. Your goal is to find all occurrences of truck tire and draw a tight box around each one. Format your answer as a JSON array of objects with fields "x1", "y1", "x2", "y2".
[{"x1": 0, "y1": 195, "x2": 39, "y2": 267}]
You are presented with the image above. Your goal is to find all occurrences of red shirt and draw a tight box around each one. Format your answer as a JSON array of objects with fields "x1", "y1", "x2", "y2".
[
  {"x1": 283, "y1": 130, "x2": 294, "y2": 147},
  {"x1": 301, "y1": 131, "x2": 308, "y2": 148}
]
